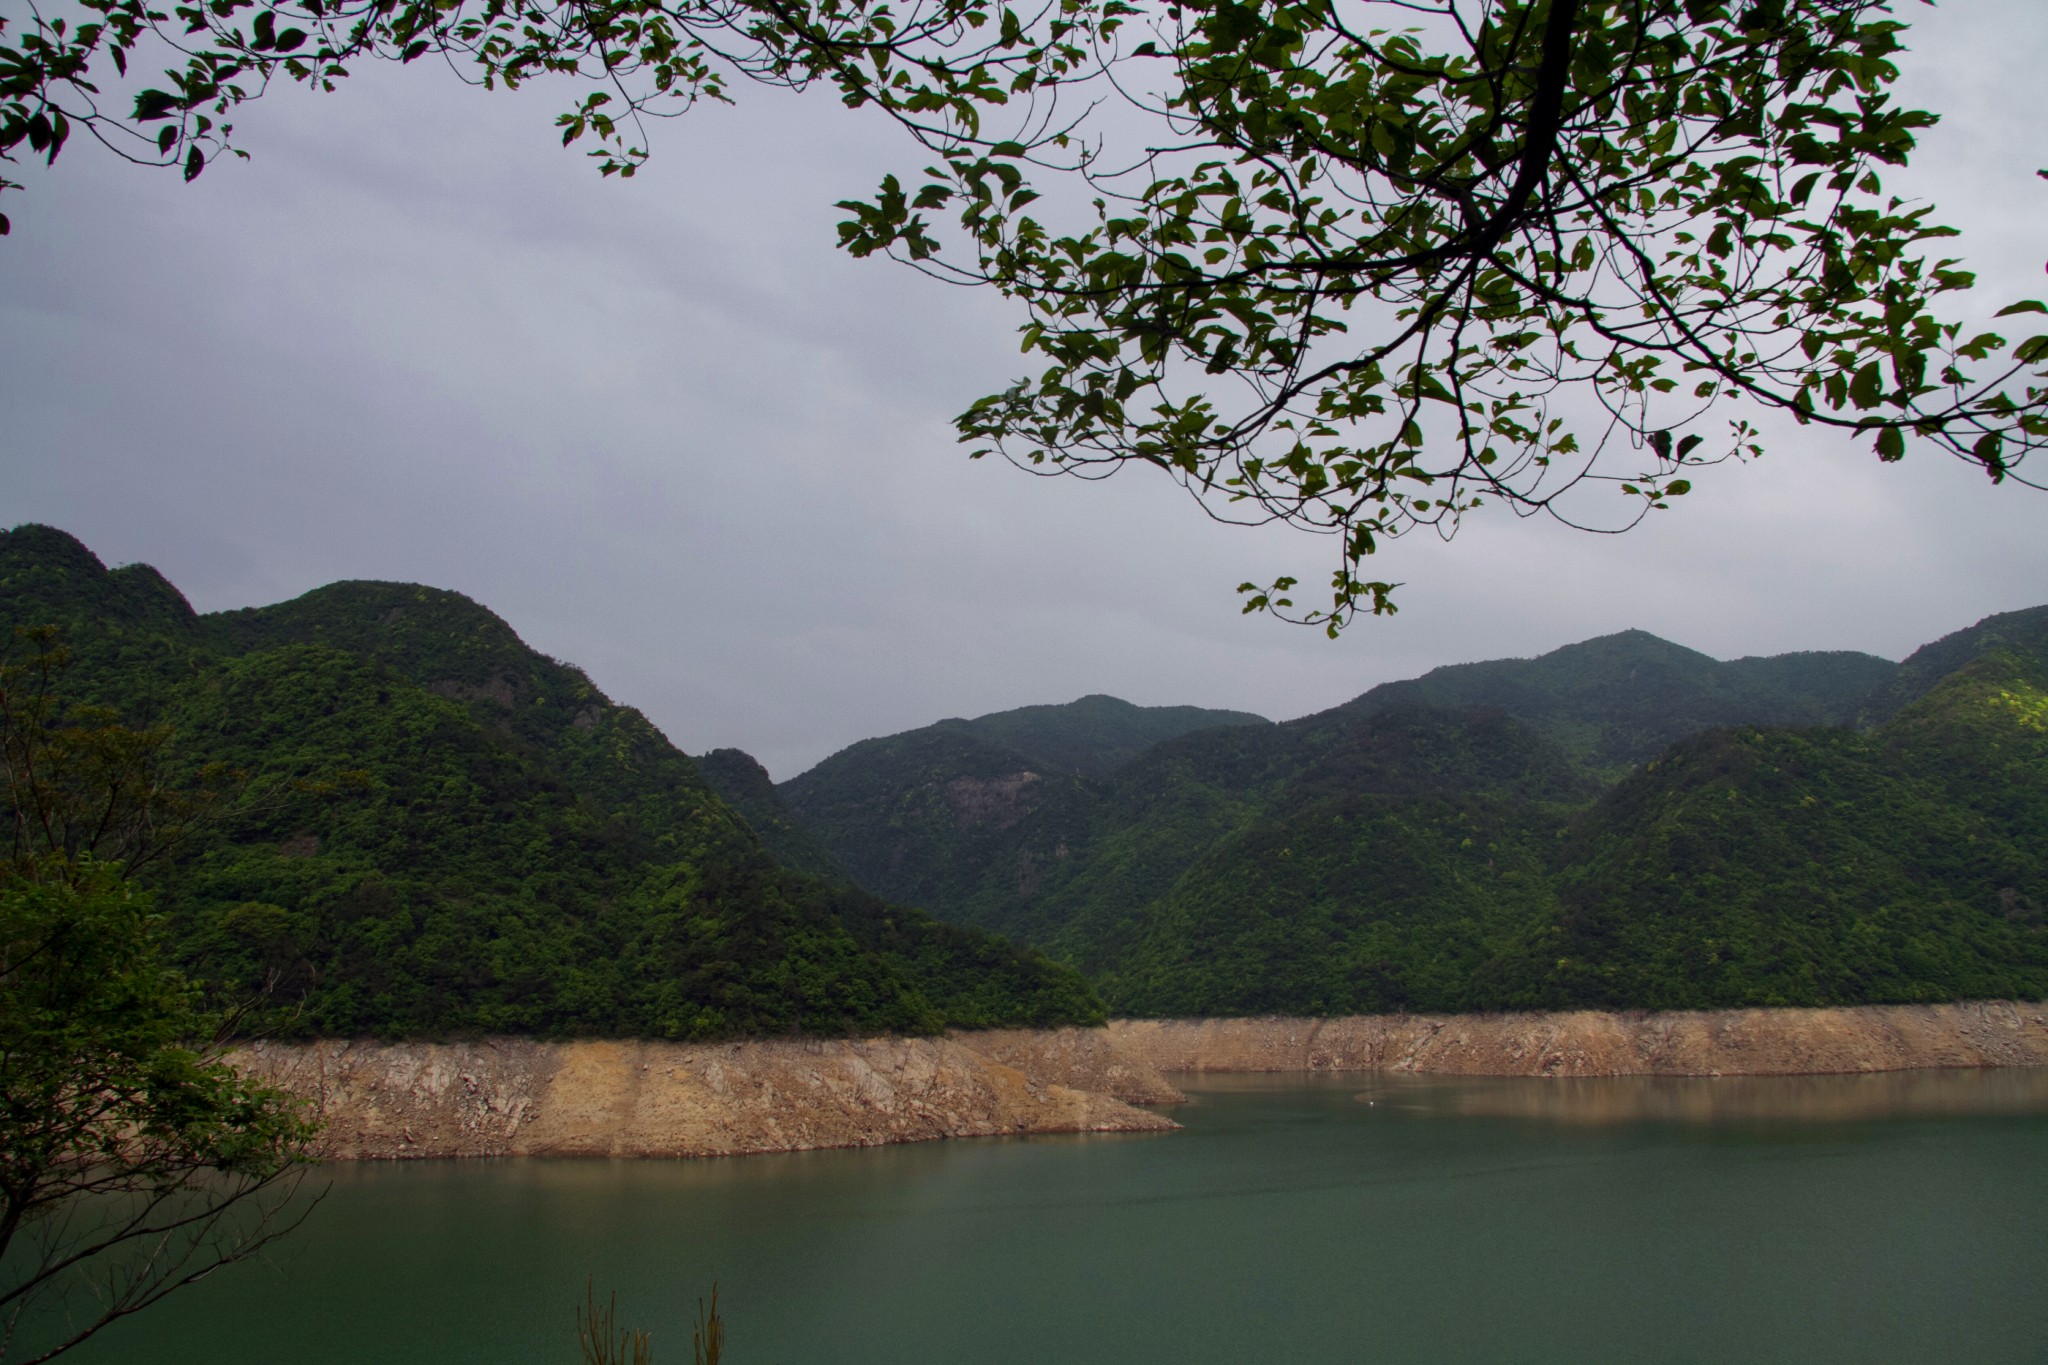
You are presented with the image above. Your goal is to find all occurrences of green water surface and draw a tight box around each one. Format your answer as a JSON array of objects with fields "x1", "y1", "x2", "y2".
[{"x1": 68, "y1": 1070, "x2": 2048, "y2": 1364}]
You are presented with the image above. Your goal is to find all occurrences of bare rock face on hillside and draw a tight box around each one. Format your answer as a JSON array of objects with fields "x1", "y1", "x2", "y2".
[
  {"x1": 236, "y1": 1034, "x2": 1178, "y2": 1161},
  {"x1": 1109, "y1": 1000, "x2": 2048, "y2": 1077},
  {"x1": 945, "y1": 772, "x2": 1043, "y2": 830}
]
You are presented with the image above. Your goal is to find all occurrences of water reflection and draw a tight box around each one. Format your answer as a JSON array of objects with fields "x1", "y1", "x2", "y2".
[{"x1": 1333, "y1": 1067, "x2": 2048, "y2": 1124}]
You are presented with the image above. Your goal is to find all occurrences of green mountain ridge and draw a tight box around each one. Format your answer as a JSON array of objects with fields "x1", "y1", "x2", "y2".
[
  {"x1": 1857, "y1": 604, "x2": 2048, "y2": 726},
  {"x1": 773, "y1": 628, "x2": 1897, "y2": 953},
  {"x1": 0, "y1": 525, "x2": 1104, "y2": 1038},
  {"x1": 1342, "y1": 629, "x2": 1896, "y2": 773},
  {"x1": 693, "y1": 747, "x2": 849, "y2": 883},
  {"x1": 767, "y1": 695, "x2": 1273, "y2": 938},
  {"x1": 964, "y1": 694, "x2": 1271, "y2": 777},
  {"x1": 15, "y1": 518, "x2": 2040, "y2": 1026},
  {"x1": 766, "y1": 609, "x2": 2048, "y2": 1017}
]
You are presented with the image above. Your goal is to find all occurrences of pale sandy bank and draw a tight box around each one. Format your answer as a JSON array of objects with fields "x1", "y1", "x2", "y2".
[
  {"x1": 241, "y1": 1002, "x2": 2048, "y2": 1160},
  {"x1": 234, "y1": 1031, "x2": 1179, "y2": 1161},
  {"x1": 1110, "y1": 999, "x2": 2048, "y2": 1077}
]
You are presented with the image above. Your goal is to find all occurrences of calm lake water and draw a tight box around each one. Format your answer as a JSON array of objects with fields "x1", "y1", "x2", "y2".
[{"x1": 70, "y1": 1070, "x2": 2048, "y2": 1364}]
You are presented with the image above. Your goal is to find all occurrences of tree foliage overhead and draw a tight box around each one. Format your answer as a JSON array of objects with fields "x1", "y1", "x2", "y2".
[
  {"x1": 842, "y1": 0, "x2": 2048, "y2": 627},
  {"x1": 4, "y1": 0, "x2": 2042, "y2": 626},
  {"x1": 0, "y1": 0, "x2": 1110, "y2": 206}
]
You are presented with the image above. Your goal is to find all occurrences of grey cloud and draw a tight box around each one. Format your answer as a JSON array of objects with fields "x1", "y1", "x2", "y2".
[{"x1": 2, "y1": 4, "x2": 2044, "y2": 778}]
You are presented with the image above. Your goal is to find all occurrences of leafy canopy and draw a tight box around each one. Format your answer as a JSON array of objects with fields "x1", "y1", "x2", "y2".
[
  {"x1": 841, "y1": 0, "x2": 2048, "y2": 627},
  {"x1": 3, "y1": 0, "x2": 2043, "y2": 627}
]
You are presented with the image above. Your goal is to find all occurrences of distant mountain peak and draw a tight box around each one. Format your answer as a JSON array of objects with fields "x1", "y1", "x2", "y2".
[
  {"x1": 2, "y1": 522, "x2": 200, "y2": 633},
  {"x1": 963, "y1": 694, "x2": 1272, "y2": 778},
  {"x1": 4, "y1": 522, "x2": 104, "y2": 570},
  {"x1": 1861, "y1": 604, "x2": 2048, "y2": 725},
  {"x1": 1333, "y1": 625, "x2": 1895, "y2": 772},
  {"x1": 0, "y1": 524, "x2": 1106, "y2": 1040}
]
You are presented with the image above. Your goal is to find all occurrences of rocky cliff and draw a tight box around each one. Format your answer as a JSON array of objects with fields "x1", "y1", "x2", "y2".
[
  {"x1": 237, "y1": 1034, "x2": 1178, "y2": 1161},
  {"x1": 1110, "y1": 1000, "x2": 2048, "y2": 1077}
]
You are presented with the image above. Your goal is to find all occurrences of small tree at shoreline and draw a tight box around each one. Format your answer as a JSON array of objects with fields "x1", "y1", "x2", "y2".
[{"x1": 0, "y1": 628, "x2": 317, "y2": 1365}]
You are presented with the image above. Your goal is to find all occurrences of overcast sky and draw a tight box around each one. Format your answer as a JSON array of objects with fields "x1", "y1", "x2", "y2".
[{"x1": 3, "y1": 2, "x2": 2044, "y2": 778}]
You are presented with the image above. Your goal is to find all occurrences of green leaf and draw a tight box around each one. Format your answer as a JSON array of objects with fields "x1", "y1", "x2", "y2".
[
  {"x1": 133, "y1": 89, "x2": 181, "y2": 122},
  {"x1": 1972, "y1": 431, "x2": 2005, "y2": 474}
]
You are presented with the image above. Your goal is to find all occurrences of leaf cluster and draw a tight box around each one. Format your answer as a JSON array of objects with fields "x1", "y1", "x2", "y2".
[
  {"x1": 0, "y1": 865, "x2": 319, "y2": 1364},
  {"x1": 838, "y1": 0, "x2": 2048, "y2": 627},
  {"x1": 0, "y1": 0, "x2": 1130, "y2": 228}
]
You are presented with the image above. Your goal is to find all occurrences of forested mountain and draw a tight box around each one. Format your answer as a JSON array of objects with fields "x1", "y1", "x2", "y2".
[
  {"x1": 1857, "y1": 605, "x2": 2048, "y2": 725},
  {"x1": 771, "y1": 610, "x2": 2048, "y2": 1016},
  {"x1": 772, "y1": 630, "x2": 1902, "y2": 952},
  {"x1": 16, "y1": 520, "x2": 2038, "y2": 1027},
  {"x1": 1097, "y1": 650, "x2": 2048, "y2": 1015},
  {"x1": 692, "y1": 747, "x2": 848, "y2": 882},
  {"x1": 0, "y1": 525, "x2": 1103, "y2": 1037},
  {"x1": 1340, "y1": 630, "x2": 1895, "y2": 774},
  {"x1": 963, "y1": 695, "x2": 1271, "y2": 777},
  {"x1": 773, "y1": 697, "x2": 1270, "y2": 932}
]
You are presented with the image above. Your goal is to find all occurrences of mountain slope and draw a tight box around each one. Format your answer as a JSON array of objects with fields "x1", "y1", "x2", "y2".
[
  {"x1": 1090, "y1": 793, "x2": 1566, "y2": 1015},
  {"x1": 693, "y1": 747, "x2": 849, "y2": 882},
  {"x1": 778, "y1": 629, "x2": 1901, "y2": 955},
  {"x1": 0, "y1": 525, "x2": 1104, "y2": 1037},
  {"x1": 1343, "y1": 630, "x2": 1895, "y2": 772},
  {"x1": 1858, "y1": 605, "x2": 2048, "y2": 725},
  {"x1": 965, "y1": 694, "x2": 1270, "y2": 777},
  {"x1": 1013, "y1": 704, "x2": 1594, "y2": 966},
  {"x1": 1500, "y1": 662, "x2": 2048, "y2": 1010},
  {"x1": 1086, "y1": 635, "x2": 2048, "y2": 1017},
  {"x1": 773, "y1": 696, "x2": 1273, "y2": 925},
  {"x1": 765, "y1": 613, "x2": 2039, "y2": 1020},
  {"x1": 778, "y1": 721, "x2": 1103, "y2": 925}
]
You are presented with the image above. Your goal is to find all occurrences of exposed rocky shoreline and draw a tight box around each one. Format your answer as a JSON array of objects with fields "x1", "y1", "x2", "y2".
[
  {"x1": 235, "y1": 1031, "x2": 1180, "y2": 1161},
  {"x1": 242, "y1": 1001, "x2": 2048, "y2": 1160},
  {"x1": 1110, "y1": 999, "x2": 2048, "y2": 1077}
]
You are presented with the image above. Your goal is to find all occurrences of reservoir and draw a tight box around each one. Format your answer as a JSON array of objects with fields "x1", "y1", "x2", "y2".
[{"x1": 77, "y1": 1070, "x2": 2048, "y2": 1364}]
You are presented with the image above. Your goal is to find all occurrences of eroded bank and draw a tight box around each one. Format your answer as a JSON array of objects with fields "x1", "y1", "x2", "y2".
[
  {"x1": 235, "y1": 1031, "x2": 1180, "y2": 1160},
  {"x1": 1109, "y1": 999, "x2": 2048, "y2": 1077},
  {"x1": 242, "y1": 1000, "x2": 2048, "y2": 1160}
]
